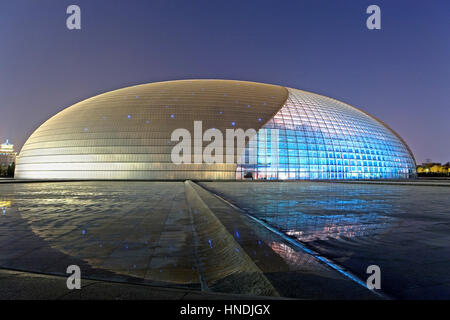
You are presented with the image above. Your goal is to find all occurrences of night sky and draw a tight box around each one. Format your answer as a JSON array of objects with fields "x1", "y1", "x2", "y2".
[{"x1": 1, "y1": 0, "x2": 449, "y2": 164}]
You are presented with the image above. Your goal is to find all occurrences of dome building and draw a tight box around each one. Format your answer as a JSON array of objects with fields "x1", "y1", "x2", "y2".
[{"x1": 15, "y1": 80, "x2": 416, "y2": 180}]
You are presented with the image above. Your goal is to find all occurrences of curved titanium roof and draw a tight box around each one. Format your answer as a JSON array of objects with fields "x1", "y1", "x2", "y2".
[
  {"x1": 15, "y1": 80, "x2": 288, "y2": 179},
  {"x1": 15, "y1": 79, "x2": 416, "y2": 180}
]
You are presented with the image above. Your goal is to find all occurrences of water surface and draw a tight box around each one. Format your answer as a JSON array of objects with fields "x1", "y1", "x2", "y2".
[{"x1": 202, "y1": 181, "x2": 450, "y2": 299}]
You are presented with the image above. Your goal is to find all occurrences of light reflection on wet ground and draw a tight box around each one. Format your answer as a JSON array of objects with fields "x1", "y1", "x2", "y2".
[
  {"x1": 0, "y1": 182, "x2": 199, "y2": 287},
  {"x1": 202, "y1": 181, "x2": 450, "y2": 299},
  {"x1": 0, "y1": 181, "x2": 381, "y2": 299},
  {"x1": 1, "y1": 181, "x2": 449, "y2": 299}
]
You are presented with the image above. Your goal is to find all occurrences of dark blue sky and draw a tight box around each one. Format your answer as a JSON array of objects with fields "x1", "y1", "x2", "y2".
[{"x1": 1, "y1": 0, "x2": 449, "y2": 163}]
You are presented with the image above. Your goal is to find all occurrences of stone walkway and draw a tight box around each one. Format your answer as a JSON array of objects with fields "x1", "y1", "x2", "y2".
[
  {"x1": 0, "y1": 268, "x2": 282, "y2": 300},
  {"x1": 0, "y1": 180, "x2": 385, "y2": 299}
]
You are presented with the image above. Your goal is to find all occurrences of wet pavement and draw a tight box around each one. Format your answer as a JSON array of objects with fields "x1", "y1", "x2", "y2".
[
  {"x1": 0, "y1": 182, "x2": 208, "y2": 288},
  {"x1": 1, "y1": 180, "x2": 448, "y2": 299},
  {"x1": 0, "y1": 269, "x2": 284, "y2": 300},
  {"x1": 200, "y1": 181, "x2": 450, "y2": 299}
]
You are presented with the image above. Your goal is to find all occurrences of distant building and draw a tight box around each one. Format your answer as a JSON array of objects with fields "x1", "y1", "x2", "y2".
[
  {"x1": 417, "y1": 162, "x2": 450, "y2": 176},
  {"x1": 0, "y1": 140, "x2": 16, "y2": 176}
]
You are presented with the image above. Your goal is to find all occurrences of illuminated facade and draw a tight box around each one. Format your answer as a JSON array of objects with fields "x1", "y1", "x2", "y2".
[
  {"x1": 417, "y1": 162, "x2": 450, "y2": 176},
  {"x1": 15, "y1": 80, "x2": 416, "y2": 180},
  {"x1": 238, "y1": 88, "x2": 416, "y2": 179},
  {"x1": 0, "y1": 140, "x2": 16, "y2": 167}
]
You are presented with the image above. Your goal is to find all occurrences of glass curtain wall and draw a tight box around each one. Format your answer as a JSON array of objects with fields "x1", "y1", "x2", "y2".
[{"x1": 238, "y1": 88, "x2": 416, "y2": 180}]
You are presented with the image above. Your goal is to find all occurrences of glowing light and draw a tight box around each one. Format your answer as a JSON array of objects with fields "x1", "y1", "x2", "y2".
[
  {"x1": 239, "y1": 88, "x2": 415, "y2": 180},
  {"x1": 0, "y1": 201, "x2": 11, "y2": 207}
]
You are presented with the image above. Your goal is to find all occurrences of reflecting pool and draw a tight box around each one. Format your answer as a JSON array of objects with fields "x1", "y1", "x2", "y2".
[
  {"x1": 202, "y1": 181, "x2": 450, "y2": 299},
  {"x1": 1, "y1": 181, "x2": 449, "y2": 299}
]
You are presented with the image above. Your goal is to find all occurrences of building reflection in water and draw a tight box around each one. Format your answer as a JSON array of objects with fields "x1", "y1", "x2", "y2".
[
  {"x1": 1, "y1": 182, "x2": 200, "y2": 286},
  {"x1": 270, "y1": 241, "x2": 317, "y2": 267},
  {"x1": 2, "y1": 181, "x2": 449, "y2": 299},
  {"x1": 203, "y1": 182, "x2": 398, "y2": 243}
]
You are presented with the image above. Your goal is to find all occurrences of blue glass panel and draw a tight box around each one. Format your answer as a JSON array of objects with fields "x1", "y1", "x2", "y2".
[{"x1": 238, "y1": 88, "x2": 416, "y2": 180}]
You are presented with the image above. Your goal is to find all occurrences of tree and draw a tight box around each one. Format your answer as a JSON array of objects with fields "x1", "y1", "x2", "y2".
[{"x1": 6, "y1": 162, "x2": 15, "y2": 177}]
